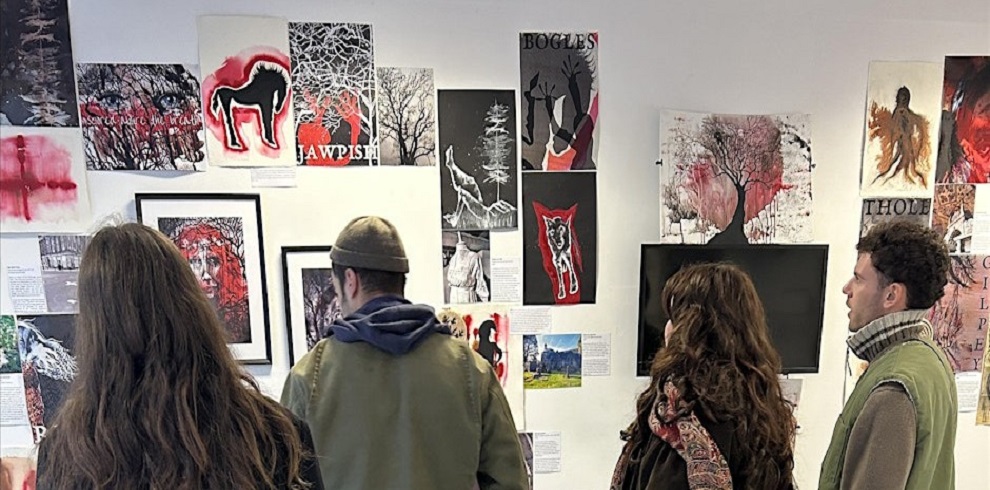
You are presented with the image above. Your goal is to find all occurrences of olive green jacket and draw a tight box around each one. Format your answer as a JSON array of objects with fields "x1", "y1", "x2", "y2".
[{"x1": 281, "y1": 334, "x2": 528, "y2": 489}]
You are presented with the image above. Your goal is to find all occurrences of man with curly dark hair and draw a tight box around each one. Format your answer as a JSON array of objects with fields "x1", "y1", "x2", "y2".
[{"x1": 820, "y1": 221, "x2": 956, "y2": 490}]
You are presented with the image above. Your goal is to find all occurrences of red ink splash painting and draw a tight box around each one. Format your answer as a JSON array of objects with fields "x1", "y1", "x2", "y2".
[
  {"x1": 936, "y1": 56, "x2": 990, "y2": 184},
  {"x1": 0, "y1": 127, "x2": 90, "y2": 232}
]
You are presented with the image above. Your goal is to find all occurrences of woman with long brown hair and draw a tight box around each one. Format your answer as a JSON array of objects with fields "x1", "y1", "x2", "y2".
[
  {"x1": 612, "y1": 263, "x2": 795, "y2": 490},
  {"x1": 36, "y1": 223, "x2": 323, "y2": 489}
]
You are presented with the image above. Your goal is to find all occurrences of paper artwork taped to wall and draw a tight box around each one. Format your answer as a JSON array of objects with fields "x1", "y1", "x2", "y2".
[
  {"x1": 0, "y1": 126, "x2": 91, "y2": 233},
  {"x1": 523, "y1": 333, "x2": 581, "y2": 389},
  {"x1": 76, "y1": 64, "x2": 205, "y2": 171},
  {"x1": 928, "y1": 255, "x2": 989, "y2": 374},
  {"x1": 290, "y1": 22, "x2": 377, "y2": 166},
  {"x1": 931, "y1": 184, "x2": 975, "y2": 255},
  {"x1": 0, "y1": 0, "x2": 78, "y2": 127},
  {"x1": 376, "y1": 67, "x2": 435, "y2": 166},
  {"x1": 17, "y1": 314, "x2": 78, "y2": 442},
  {"x1": 519, "y1": 32, "x2": 599, "y2": 171},
  {"x1": 437, "y1": 305, "x2": 509, "y2": 385},
  {"x1": 198, "y1": 16, "x2": 295, "y2": 166},
  {"x1": 977, "y1": 324, "x2": 990, "y2": 425},
  {"x1": 860, "y1": 61, "x2": 941, "y2": 197},
  {"x1": 0, "y1": 315, "x2": 21, "y2": 375},
  {"x1": 438, "y1": 90, "x2": 518, "y2": 230},
  {"x1": 158, "y1": 217, "x2": 252, "y2": 343},
  {"x1": 39, "y1": 235, "x2": 90, "y2": 313},
  {"x1": 442, "y1": 230, "x2": 490, "y2": 304},
  {"x1": 521, "y1": 172, "x2": 597, "y2": 305},
  {"x1": 935, "y1": 56, "x2": 990, "y2": 184},
  {"x1": 659, "y1": 110, "x2": 814, "y2": 245},
  {"x1": 859, "y1": 198, "x2": 931, "y2": 237}
]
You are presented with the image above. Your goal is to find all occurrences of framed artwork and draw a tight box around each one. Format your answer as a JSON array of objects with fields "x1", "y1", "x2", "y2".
[
  {"x1": 281, "y1": 246, "x2": 339, "y2": 365},
  {"x1": 135, "y1": 193, "x2": 272, "y2": 364}
]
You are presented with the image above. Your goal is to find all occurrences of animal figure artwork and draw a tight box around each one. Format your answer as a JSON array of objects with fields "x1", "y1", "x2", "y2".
[
  {"x1": 17, "y1": 318, "x2": 78, "y2": 435},
  {"x1": 533, "y1": 202, "x2": 582, "y2": 304},
  {"x1": 209, "y1": 60, "x2": 290, "y2": 151}
]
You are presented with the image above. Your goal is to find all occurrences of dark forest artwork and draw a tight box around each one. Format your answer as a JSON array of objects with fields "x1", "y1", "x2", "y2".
[
  {"x1": 291, "y1": 22, "x2": 377, "y2": 166},
  {"x1": 377, "y1": 67, "x2": 435, "y2": 166},
  {"x1": 438, "y1": 89, "x2": 518, "y2": 230}
]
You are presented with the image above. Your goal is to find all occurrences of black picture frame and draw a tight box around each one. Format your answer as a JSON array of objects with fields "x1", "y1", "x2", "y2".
[
  {"x1": 135, "y1": 193, "x2": 272, "y2": 364},
  {"x1": 280, "y1": 245, "x2": 336, "y2": 366}
]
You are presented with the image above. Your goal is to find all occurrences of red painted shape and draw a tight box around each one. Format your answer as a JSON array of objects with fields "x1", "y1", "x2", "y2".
[
  {"x1": 462, "y1": 312, "x2": 510, "y2": 385},
  {"x1": 533, "y1": 202, "x2": 582, "y2": 305},
  {"x1": 0, "y1": 134, "x2": 78, "y2": 222},
  {"x1": 201, "y1": 47, "x2": 291, "y2": 159},
  {"x1": 297, "y1": 90, "x2": 362, "y2": 166}
]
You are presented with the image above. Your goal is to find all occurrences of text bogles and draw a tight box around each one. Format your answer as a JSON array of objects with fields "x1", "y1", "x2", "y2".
[
  {"x1": 862, "y1": 198, "x2": 931, "y2": 216},
  {"x1": 300, "y1": 144, "x2": 377, "y2": 160},
  {"x1": 521, "y1": 33, "x2": 597, "y2": 50}
]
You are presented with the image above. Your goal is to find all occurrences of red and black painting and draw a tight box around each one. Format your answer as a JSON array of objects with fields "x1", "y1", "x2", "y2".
[
  {"x1": 158, "y1": 217, "x2": 251, "y2": 343},
  {"x1": 200, "y1": 49, "x2": 293, "y2": 163},
  {"x1": 17, "y1": 314, "x2": 78, "y2": 443},
  {"x1": 290, "y1": 22, "x2": 377, "y2": 166},
  {"x1": 522, "y1": 172, "x2": 597, "y2": 305},
  {"x1": 437, "y1": 306, "x2": 510, "y2": 386},
  {"x1": 0, "y1": 127, "x2": 90, "y2": 232},
  {"x1": 76, "y1": 63, "x2": 205, "y2": 171},
  {"x1": 935, "y1": 56, "x2": 990, "y2": 184}
]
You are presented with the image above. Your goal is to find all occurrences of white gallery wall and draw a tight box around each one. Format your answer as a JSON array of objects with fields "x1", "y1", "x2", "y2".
[{"x1": 1, "y1": 0, "x2": 989, "y2": 488}]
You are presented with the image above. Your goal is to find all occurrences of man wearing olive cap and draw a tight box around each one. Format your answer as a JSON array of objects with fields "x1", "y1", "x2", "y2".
[{"x1": 281, "y1": 216, "x2": 527, "y2": 489}]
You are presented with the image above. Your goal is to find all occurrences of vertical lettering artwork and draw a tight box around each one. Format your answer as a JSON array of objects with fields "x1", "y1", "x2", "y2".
[
  {"x1": 519, "y1": 32, "x2": 599, "y2": 171},
  {"x1": 198, "y1": 16, "x2": 296, "y2": 166},
  {"x1": 0, "y1": 127, "x2": 90, "y2": 232},
  {"x1": 929, "y1": 255, "x2": 989, "y2": 373}
]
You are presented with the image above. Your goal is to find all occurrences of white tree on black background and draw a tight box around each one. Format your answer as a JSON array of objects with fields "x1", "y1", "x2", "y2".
[
  {"x1": 290, "y1": 22, "x2": 376, "y2": 145},
  {"x1": 377, "y1": 67, "x2": 435, "y2": 165},
  {"x1": 478, "y1": 101, "x2": 512, "y2": 202}
]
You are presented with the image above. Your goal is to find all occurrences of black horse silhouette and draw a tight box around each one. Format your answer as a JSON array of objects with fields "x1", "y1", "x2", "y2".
[{"x1": 210, "y1": 61, "x2": 290, "y2": 150}]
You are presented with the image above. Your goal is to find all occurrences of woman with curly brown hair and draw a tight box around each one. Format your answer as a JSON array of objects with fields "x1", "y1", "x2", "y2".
[
  {"x1": 35, "y1": 223, "x2": 323, "y2": 490},
  {"x1": 611, "y1": 262, "x2": 795, "y2": 490}
]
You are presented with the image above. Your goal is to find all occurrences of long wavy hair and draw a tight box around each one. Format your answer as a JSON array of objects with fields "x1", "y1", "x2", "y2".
[
  {"x1": 40, "y1": 223, "x2": 309, "y2": 489},
  {"x1": 628, "y1": 263, "x2": 795, "y2": 489}
]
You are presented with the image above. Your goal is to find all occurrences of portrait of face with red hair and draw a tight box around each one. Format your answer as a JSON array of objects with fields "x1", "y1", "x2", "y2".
[{"x1": 158, "y1": 217, "x2": 251, "y2": 343}]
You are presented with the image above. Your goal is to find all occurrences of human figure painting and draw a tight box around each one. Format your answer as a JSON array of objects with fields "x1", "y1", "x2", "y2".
[
  {"x1": 438, "y1": 90, "x2": 518, "y2": 230},
  {"x1": 158, "y1": 217, "x2": 252, "y2": 343},
  {"x1": 522, "y1": 172, "x2": 597, "y2": 305},
  {"x1": 17, "y1": 314, "x2": 78, "y2": 443},
  {"x1": 76, "y1": 64, "x2": 205, "y2": 171},
  {"x1": 659, "y1": 110, "x2": 813, "y2": 245},
  {"x1": 436, "y1": 305, "x2": 509, "y2": 386},
  {"x1": 0, "y1": 0, "x2": 79, "y2": 126},
  {"x1": 290, "y1": 22, "x2": 377, "y2": 166},
  {"x1": 935, "y1": 56, "x2": 990, "y2": 184},
  {"x1": 860, "y1": 61, "x2": 941, "y2": 197},
  {"x1": 0, "y1": 126, "x2": 91, "y2": 233},
  {"x1": 198, "y1": 16, "x2": 295, "y2": 166},
  {"x1": 519, "y1": 32, "x2": 599, "y2": 171}
]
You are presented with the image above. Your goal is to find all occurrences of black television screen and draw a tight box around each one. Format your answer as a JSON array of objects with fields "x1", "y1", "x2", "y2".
[{"x1": 637, "y1": 244, "x2": 829, "y2": 376}]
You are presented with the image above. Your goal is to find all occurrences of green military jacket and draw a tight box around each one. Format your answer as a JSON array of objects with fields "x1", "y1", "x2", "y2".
[{"x1": 281, "y1": 334, "x2": 528, "y2": 489}]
